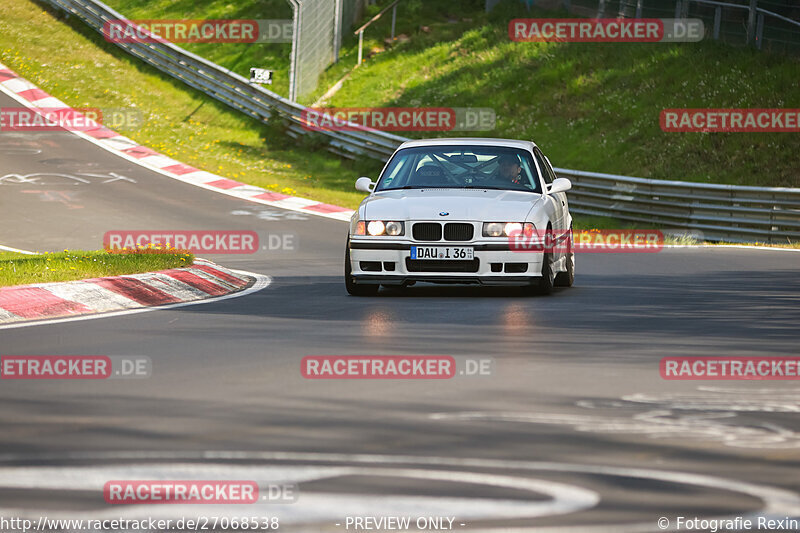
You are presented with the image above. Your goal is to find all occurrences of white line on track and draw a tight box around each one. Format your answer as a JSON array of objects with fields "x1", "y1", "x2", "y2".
[
  {"x1": 0, "y1": 451, "x2": 796, "y2": 532},
  {"x1": 0, "y1": 463, "x2": 599, "y2": 524},
  {"x1": 0, "y1": 244, "x2": 38, "y2": 254}
]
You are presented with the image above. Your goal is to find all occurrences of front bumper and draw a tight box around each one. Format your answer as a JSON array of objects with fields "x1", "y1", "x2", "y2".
[{"x1": 348, "y1": 240, "x2": 544, "y2": 286}]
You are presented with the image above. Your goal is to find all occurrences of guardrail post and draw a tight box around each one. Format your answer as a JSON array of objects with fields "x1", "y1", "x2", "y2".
[
  {"x1": 746, "y1": 0, "x2": 758, "y2": 44},
  {"x1": 391, "y1": 4, "x2": 397, "y2": 40},
  {"x1": 755, "y1": 12, "x2": 764, "y2": 49},
  {"x1": 357, "y1": 30, "x2": 364, "y2": 67},
  {"x1": 713, "y1": 6, "x2": 721, "y2": 39}
]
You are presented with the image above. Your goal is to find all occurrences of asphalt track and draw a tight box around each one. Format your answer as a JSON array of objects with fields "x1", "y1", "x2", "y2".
[{"x1": 1, "y1": 88, "x2": 799, "y2": 532}]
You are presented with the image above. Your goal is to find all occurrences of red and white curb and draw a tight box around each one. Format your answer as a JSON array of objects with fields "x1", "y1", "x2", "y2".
[
  {"x1": 0, "y1": 61, "x2": 355, "y2": 222},
  {"x1": 0, "y1": 259, "x2": 259, "y2": 326}
]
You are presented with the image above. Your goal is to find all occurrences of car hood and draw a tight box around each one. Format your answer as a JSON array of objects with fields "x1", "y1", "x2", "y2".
[{"x1": 361, "y1": 188, "x2": 542, "y2": 222}]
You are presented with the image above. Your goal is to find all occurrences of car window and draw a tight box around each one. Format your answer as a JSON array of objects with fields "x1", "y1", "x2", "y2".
[
  {"x1": 543, "y1": 154, "x2": 558, "y2": 184},
  {"x1": 380, "y1": 153, "x2": 411, "y2": 188},
  {"x1": 376, "y1": 145, "x2": 542, "y2": 193},
  {"x1": 532, "y1": 147, "x2": 553, "y2": 185}
]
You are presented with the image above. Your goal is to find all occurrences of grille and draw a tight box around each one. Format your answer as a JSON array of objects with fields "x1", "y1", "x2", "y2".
[
  {"x1": 444, "y1": 223, "x2": 474, "y2": 241},
  {"x1": 406, "y1": 258, "x2": 480, "y2": 273},
  {"x1": 412, "y1": 223, "x2": 442, "y2": 241}
]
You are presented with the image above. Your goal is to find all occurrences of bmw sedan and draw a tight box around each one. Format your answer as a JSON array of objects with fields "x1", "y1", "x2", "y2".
[{"x1": 345, "y1": 138, "x2": 574, "y2": 296}]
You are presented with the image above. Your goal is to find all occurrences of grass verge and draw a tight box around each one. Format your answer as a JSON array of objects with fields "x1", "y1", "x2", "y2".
[
  {"x1": 313, "y1": 0, "x2": 800, "y2": 188},
  {"x1": 0, "y1": 248, "x2": 194, "y2": 287}
]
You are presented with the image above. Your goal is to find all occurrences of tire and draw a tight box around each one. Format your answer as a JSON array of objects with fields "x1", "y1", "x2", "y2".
[
  {"x1": 344, "y1": 241, "x2": 379, "y2": 296},
  {"x1": 525, "y1": 225, "x2": 555, "y2": 295},
  {"x1": 531, "y1": 249, "x2": 554, "y2": 295},
  {"x1": 554, "y1": 226, "x2": 575, "y2": 287}
]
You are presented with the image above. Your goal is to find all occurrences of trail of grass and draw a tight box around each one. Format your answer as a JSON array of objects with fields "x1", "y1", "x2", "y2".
[
  {"x1": 0, "y1": 249, "x2": 194, "y2": 287},
  {"x1": 0, "y1": 251, "x2": 35, "y2": 261}
]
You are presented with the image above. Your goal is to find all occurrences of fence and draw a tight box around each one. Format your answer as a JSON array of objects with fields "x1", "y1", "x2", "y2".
[
  {"x1": 44, "y1": 0, "x2": 800, "y2": 243},
  {"x1": 493, "y1": 0, "x2": 800, "y2": 51},
  {"x1": 287, "y1": 0, "x2": 336, "y2": 101}
]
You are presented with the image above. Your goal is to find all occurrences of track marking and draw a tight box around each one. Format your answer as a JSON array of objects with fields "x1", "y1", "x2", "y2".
[
  {"x1": 0, "y1": 244, "x2": 37, "y2": 255},
  {"x1": 0, "y1": 269, "x2": 271, "y2": 330},
  {"x1": 0, "y1": 463, "x2": 599, "y2": 523},
  {"x1": 0, "y1": 451, "x2": 796, "y2": 532},
  {"x1": 0, "y1": 74, "x2": 353, "y2": 222},
  {"x1": 435, "y1": 384, "x2": 800, "y2": 449}
]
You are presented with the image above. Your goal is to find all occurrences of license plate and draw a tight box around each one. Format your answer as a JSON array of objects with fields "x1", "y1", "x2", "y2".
[{"x1": 410, "y1": 246, "x2": 474, "y2": 260}]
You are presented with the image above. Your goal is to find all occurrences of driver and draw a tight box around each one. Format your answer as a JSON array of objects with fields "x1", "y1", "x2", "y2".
[{"x1": 493, "y1": 154, "x2": 523, "y2": 185}]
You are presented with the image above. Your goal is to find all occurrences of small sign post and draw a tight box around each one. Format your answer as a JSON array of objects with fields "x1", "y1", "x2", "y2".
[{"x1": 249, "y1": 68, "x2": 273, "y2": 85}]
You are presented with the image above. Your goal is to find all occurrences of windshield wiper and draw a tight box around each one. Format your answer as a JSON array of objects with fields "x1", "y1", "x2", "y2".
[{"x1": 389, "y1": 185, "x2": 459, "y2": 189}]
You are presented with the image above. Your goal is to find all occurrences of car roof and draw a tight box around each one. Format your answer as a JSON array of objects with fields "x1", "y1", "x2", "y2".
[{"x1": 397, "y1": 137, "x2": 537, "y2": 151}]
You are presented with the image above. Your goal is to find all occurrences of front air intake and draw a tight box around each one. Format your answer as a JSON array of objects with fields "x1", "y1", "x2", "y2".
[{"x1": 412, "y1": 223, "x2": 442, "y2": 241}]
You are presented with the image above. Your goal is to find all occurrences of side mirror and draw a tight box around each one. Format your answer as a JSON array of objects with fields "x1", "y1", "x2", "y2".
[
  {"x1": 355, "y1": 177, "x2": 375, "y2": 193},
  {"x1": 548, "y1": 177, "x2": 572, "y2": 194}
]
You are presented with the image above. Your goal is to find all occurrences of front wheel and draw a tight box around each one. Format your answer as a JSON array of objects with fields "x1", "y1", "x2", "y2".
[
  {"x1": 554, "y1": 227, "x2": 575, "y2": 287},
  {"x1": 524, "y1": 248, "x2": 554, "y2": 296},
  {"x1": 345, "y1": 242, "x2": 379, "y2": 296},
  {"x1": 533, "y1": 249, "x2": 554, "y2": 295}
]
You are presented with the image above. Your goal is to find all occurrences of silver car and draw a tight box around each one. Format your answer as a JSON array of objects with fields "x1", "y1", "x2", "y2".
[{"x1": 345, "y1": 138, "x2": 574, "y2": 295}]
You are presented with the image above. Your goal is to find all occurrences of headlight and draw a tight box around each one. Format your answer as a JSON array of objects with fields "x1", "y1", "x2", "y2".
[
  {"x1": 385, "y1": 221, "x2": 403, "y2": 236},
  {"x1": 356, "y1": 220, "x2": 405, "y2": 236},
  {"x1": 367, "y1": 220, "x2": 385, "y2": 236},
  {"x1": 483, "y1": 222, "x2": 504, "y2": 237},
  {"x1": 483, "y1": 222, "x2": 535, "y2": 237}
]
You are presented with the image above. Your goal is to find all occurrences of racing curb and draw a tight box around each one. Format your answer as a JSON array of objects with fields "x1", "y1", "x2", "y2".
[
  {"x1": 0, "y1": 259, "x2": 254, "y2": 324},
  {"x1": 0, "y1": 61, "x2": 355, "y2": 222}
]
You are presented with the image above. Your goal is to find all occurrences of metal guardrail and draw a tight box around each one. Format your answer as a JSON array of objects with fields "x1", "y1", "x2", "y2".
[
  {"x1": 45, "y1": 0, "x2": 800, "y2": 243},
  {"x1": 555, "y1": 169, "x2": 800, "y2": 242}
]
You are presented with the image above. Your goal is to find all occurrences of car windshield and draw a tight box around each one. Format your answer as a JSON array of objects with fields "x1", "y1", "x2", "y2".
[{"x1": 375, "y1": 145, "x2": 542, "y2": 193}]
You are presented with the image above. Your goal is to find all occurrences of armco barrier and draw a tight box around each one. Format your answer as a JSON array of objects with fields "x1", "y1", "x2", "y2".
[{"x1": 43, "y1": 0, "x2": 800, "y2": 243}]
